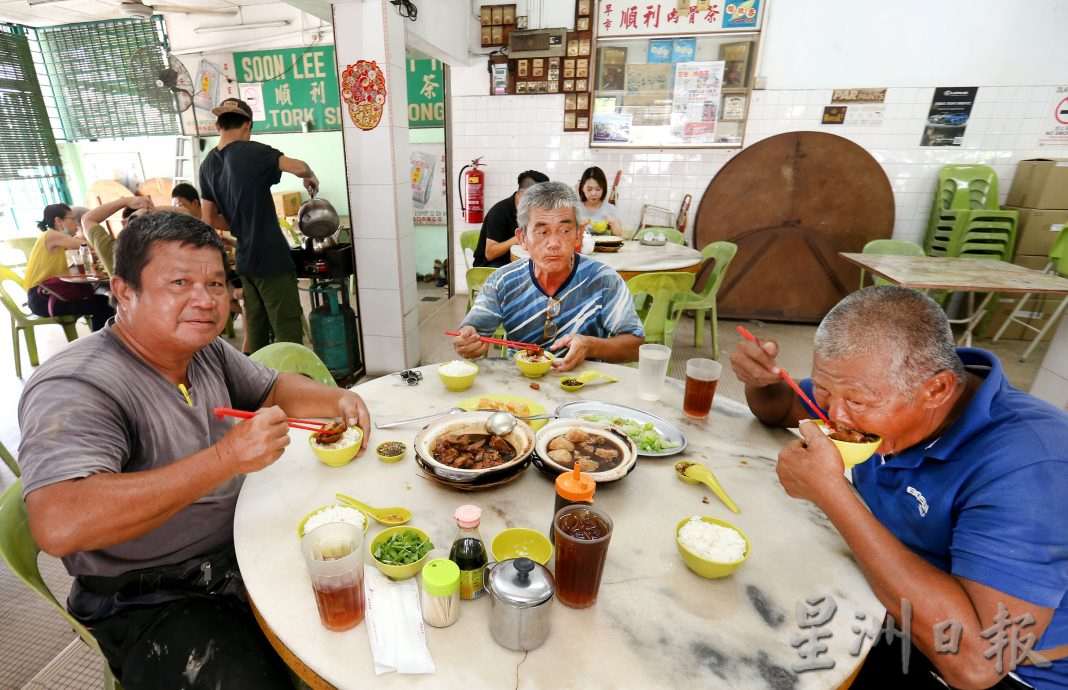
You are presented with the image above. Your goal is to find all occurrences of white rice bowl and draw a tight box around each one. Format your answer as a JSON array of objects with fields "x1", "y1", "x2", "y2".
[
  {"x1": 303, "y1": 505, "x2": 367, "y2": 535},
  {"x1": 677, "y1": 516, "x2": 747, "y2": 563}
]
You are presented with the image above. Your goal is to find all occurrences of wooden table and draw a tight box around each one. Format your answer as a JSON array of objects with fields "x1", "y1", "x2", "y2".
[
  {"x1": 839, "y1": 253, "x2": 1068, "y2": 350},
  {"x1": 234, "y1": 360, "x2": 882, "y2": 689},
  {"x1": 511, "y1": 241, "x2": 702, "y2": 281}
]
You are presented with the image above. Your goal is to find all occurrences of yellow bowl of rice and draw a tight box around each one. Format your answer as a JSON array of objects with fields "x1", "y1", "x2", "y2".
[
  {"x1": 675, "y1": 516, "x2": 750, "y2": 579},
  {"x1": 308, "y1": 427, "x2": 363, "y2": 467},
  {"x1": 297, "y1": 503, "x2": 369, "y2": 539},
  {"x1": 438, "y1": 360, "x2": 479, "y2": 392}
]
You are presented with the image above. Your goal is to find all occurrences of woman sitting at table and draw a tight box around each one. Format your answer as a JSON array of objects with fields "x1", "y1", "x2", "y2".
[
  {"x1": 578, "y1": 166, "x2": 625, "y2": 238},
  {"x1": 24, "y1": 203, "x2": 114, "y2": 331}
]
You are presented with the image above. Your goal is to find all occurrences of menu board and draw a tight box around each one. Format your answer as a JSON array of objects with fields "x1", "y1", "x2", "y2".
[{"x1": 671, "y1": 61, "x2": 724, "y2": 143}]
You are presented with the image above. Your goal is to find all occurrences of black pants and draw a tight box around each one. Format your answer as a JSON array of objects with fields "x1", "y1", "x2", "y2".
[
  {"x1": 27, "y1": 285, "x2": 113, "y2": 331},
  {"x1": 853, "y1": 632, "x2": 1034, "y2": 689},
  {"x1": 88, "y1": 595, "x2": 292, "y2": 690}
]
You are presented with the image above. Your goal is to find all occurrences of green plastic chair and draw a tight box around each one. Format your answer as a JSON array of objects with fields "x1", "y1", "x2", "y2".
[
  {"x1": 249, "y1": 342, "x2": 336, "y2": 387},
  {"x1": 2, "y1": 236, "x2": 37, "y2": 271},
  {"x1": 1, "y1": 440, "x2": 16, "y2": 477},
  {"x1": 859, "y1": 239, "x2": 925, "y2": 287},
  {"x1": 0, "y1": 480, "x2": 122, "y2": 689},
  {"x1": 460, "y1": 230, "x2": 480, "y2": 269},
  {"x1": 464, "y1": 267, "x2": 507, "y2": 356},
  {"x1": 631, "y1": 227, "x2": 686, "y2": 245},
  {"x1": 0, "y1": 266, "x2": 80, "y2": 379},
  {"x1": 626, "y1": 272, "x2": 695, "y2": 349},
  {"x1": 670, "y1": 242, "x2": 738, "y2": 355},
  {"x1": 466, "y1": 267, "x2": 496, "y2": 312},
  {"x1": 992, "y1": 228, "x2": 1068, "y2": 362}
]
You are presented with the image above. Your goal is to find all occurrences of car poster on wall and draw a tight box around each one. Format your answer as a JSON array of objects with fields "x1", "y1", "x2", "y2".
[{"x1": 920, "y1": 86, "x2": 978, "y2": 147}]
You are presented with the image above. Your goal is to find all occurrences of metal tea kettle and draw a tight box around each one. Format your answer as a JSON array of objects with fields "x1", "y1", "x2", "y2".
[{"x1": 297, "y1": 193, "x2": 341, "y2": 241}]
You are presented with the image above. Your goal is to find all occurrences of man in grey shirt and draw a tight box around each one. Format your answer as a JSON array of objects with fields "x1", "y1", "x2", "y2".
[{"x1": 17, "y1": 211, "x2": 370, "y2": 689}]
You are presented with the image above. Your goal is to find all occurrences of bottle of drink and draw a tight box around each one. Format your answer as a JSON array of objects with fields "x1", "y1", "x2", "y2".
[
  {"x1": 448, "y1": 504, "x2": 488, "y2": 600},
  {"x1": 550, "y1": 462, "x2": 595, "y2": 544},
  {"x1": 79, "y1": 243, "x2": 95, "y2": 276}
]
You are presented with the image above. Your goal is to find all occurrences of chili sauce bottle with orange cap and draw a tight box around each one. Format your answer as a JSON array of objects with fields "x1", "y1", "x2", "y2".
[
  {"x1": 550, "y1": 463, "x2": 596, "y2": 544},
  {"x1": 449, "y1": 504, "x2": 488, "y2": 600}
]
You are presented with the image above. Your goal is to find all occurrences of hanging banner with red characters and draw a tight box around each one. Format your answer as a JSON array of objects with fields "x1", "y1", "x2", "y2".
[
  {"x1": 597, "y1": 0, "x2": 762, "y2": 37},
  {"x1": 342, "y1": 60, "x2": 387, "y2": 131}
]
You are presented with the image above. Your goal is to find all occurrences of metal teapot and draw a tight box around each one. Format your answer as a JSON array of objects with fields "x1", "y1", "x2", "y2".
[
  {"x1": 485, "y1": 557, "x2": 555, "y2": 651},
  {"x1": 297, "y1": 193, "x2": 341, "y2": 239}
]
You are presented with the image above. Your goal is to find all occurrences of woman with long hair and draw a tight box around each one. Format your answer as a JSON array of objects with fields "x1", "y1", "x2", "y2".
[
  {"x1": 24, "y1": 203, "x2": 114, "y2": 331},
  {"x1": 577, "y1": 166, "x2": 625, "y2": 237}
]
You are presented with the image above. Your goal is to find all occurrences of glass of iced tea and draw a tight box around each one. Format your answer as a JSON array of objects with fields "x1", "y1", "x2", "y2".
[
  {"x1": 301, "y1": 522, "x2": 366, "y2": 631},
  {"x1": 553, "y1": 505, "x2": 613, "y2": 608},
  {"x1": 683, "y1": 358, "x2": 722, "y2": 419}
]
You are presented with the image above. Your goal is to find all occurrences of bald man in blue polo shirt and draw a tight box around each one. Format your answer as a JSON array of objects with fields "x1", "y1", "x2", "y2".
[{"x1": 731, "y1": 285, "x2": 1068, "y2": 690}]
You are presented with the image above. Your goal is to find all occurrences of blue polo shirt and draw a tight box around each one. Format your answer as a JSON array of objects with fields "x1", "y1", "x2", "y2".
[{"x1": 802, "y1": 348, "x2": 1068, "y2": 686}]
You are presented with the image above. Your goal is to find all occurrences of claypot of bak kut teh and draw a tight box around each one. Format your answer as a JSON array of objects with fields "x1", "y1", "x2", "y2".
[{"x1": 413, "y1": 412, "x2": 535, "y2": 489}]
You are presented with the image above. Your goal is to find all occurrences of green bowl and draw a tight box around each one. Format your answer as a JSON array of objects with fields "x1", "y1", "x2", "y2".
[
  {"x1": 491, "y1": 527, "x2": 553, "y2": 565},
  {"x1": 369, "y1": 526, "x2": 433, "y2": 580},
  {"x1": 515, "y1": 351, "x2": 553, "y2": 378},
  {"x1": 376, "y1": 441, "x2": 407, "y2": 463},
  {"x1": 437, "y1": 362, "x2": 479, "y2": 392},
  {"x1": 814, "y1": 421, "x2": 882, "y2": 468},
  {"x1": 675, "y1": 516, "x2": 750, "y2": 579},
  {"x1": 307, "y1": 429, "x2": 362, "y2": 467},
  {"x1": 297, "y1": 503, "x2": 369, "y2": 539}
]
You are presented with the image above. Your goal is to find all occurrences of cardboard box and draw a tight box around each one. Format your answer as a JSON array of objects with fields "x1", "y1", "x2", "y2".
[
  {"x1": 1005, "y1": 207, "x2": 1068, "y2": 257},
  {"x1": 980, "y1": 294, "x2": 1066, "y2": 342},
  {"x1": 272, "y1": 192, "x2": 302, "y2": 217},
  {"x1": 1005, "y1": 159, "x2": 1068, "y2": 209}
]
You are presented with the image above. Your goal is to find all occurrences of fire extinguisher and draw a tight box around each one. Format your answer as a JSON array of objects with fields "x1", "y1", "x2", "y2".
[{"x1": 458, "y1": 157, "x2": 486, "y2": 224}]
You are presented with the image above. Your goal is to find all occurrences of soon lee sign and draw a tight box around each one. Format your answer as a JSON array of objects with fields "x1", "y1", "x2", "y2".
[{"x1": 233, "y1": 47, "x2": 342, "y2": 133}]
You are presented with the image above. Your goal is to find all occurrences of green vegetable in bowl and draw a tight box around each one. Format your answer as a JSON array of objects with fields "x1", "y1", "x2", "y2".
[
  {"x1": 581, "y1": 414, "x2": 680, "y2": 453},
  {"x1": 373, "y1": 530, "x2": 434, "y2": 565}
]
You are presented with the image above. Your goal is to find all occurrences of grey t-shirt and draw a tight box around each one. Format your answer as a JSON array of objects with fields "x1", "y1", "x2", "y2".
[{"x1": 17, "y1": 325, "x2": 277, "y2": 578}]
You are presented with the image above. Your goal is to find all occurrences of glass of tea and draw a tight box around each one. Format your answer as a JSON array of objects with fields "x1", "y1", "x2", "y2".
[
  {"x1": 301, "y1": 521, "x2": 366, "y2": 631},
  {"x1": 683, "y1": 358, "x2": 722, "y2": 419},
  {"x1": 553, "y1": 504, "x2": 613, "y2": 608}
]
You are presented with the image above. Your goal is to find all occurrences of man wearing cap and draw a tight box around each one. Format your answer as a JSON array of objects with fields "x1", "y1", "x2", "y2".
[{"x1": 199, "y1": 98, "x2": 318, "y2": 353}]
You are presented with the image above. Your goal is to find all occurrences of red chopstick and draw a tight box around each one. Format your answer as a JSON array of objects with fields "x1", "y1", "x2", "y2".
[
  {"x1": 443, "y1": 330, "x2": 542, "y2": 352},
  {"x1": 735, "y1": 326, "x2": 837, "y2": 430},
  {"x1": 213, "y1": 407, "x2": 325, "y2": 432}
]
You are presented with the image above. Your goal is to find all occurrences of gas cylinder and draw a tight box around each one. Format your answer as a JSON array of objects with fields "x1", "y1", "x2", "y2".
[{"x1": 309, "y1": 281, "x2": 358, "y2": 377}]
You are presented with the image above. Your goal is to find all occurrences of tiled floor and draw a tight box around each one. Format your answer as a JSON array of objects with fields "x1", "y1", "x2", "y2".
[{"x1": 0, "y1": 291, "x2": 1048, "y2": 688}]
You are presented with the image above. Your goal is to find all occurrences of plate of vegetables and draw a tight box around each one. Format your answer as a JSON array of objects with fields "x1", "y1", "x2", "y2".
[{"x1": 554, "y1": 401, "x2": 687, "y2": 457}]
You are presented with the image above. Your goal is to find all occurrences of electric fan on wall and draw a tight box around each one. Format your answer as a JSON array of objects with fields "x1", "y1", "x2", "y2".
[{"x1": 129, "y1": 46, "x2": 195, "y2": 114}]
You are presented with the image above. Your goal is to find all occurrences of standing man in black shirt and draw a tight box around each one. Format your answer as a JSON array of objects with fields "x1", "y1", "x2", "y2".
[
  {"x1": 199, "y1": 98, "x2": 318, "y2": 353},
  {"x1": 472, "y1": 170, "x2": 549, "y2": 268}
]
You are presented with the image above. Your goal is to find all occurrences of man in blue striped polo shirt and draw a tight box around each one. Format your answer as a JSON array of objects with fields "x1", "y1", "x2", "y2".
[{"x1": 453, "y1": 181, "x2": 644, "y2": 372}]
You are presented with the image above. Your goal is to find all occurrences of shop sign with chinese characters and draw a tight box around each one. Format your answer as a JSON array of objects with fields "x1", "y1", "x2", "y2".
[
  {"x1": 233, "y1": 47, "x2": 342, "y2": 133},
  {"x1": 598, "y1": 0, "x2": 762, "y2": 37},
  {"x1": 407, "y1": 59, "x2": 444, "y2": 128}
]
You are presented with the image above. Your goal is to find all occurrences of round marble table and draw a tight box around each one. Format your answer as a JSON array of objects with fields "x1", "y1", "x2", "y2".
[
  {"x1": 234, "y1": 361, "x2": 882, "y2": 689},
  {"x1": 511, "y1": 241, "x2": 703, "y2": 281}
]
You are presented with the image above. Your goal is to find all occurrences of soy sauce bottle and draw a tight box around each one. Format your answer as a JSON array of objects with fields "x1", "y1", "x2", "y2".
[{"x1": 449, "y1": 505, "x2": 488, "y2": 600}]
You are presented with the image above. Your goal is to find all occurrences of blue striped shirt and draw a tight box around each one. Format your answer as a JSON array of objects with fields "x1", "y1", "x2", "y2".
[{"x1": 461, "y1": 256, "x2": 643, "y2": 352}]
